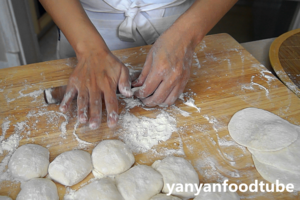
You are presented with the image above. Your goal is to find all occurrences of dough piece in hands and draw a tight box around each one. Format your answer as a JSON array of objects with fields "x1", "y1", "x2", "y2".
[
  {"x1": 150, "y1": 194, "x2": 182, "y2": 200},
  {"x1": 92, "y1": 140, "x2": 135, "y2": 178},
  {"x1": 228, "y1": 108, "x2": 298, "y2": 151},
  {"x1": 116, "y1": 165, "x2": 163, "y2": 200},
  {"x1": 16, "y1": 178, "x2": 59, "y2": 200},
  {"x1": 74, "y1": 177, "x2": 124, "y2": 200},
  {"x1": 48, "y1": 150, "x2": 92, "y2": 186},
  {"x1": 248, "y1": 135, "x2": 300, "y2": 173},
  {"x1": 0, "y1": 196, "x2": 12, "y2": 200},
  {"x1": 152, "y1": 156, "x2": 199, "y2": 199},
  {"x1": 253, "y1": 156, "x2": 300, "y2": 191},
  {"x1": 193, "y1": 183, "x2": 240, "y2": 200},
  {"x1": 8, "y1": 144, "x2": 49, "y2": 181}
]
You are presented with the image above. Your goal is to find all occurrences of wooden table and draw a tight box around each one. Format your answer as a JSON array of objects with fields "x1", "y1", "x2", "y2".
[{"x1": 0, "y1": 33, "x2": 300, "y2": 199}]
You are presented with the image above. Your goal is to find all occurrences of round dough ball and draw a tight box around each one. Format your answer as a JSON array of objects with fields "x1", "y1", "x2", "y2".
[
  {"x1": 248, "y1": 135, "x2": 300, "y2": 173},
  {"x1": 74, "y1": 177, "x2": 124, "y2": 200},
  {"x1": 48, "y1": 150, "x2": 92, "y2": 186},
  {"x1": 150, "y1": 194, "x2": 182, "y2": 200},
  {"x1": 228, "y1": 108, "x2": 298, "y2": 151},
  {"x1": 92, "y1": 140, "x2": 134, "y2": 178},
  {"x1": 16, "y1": 178, "x2": 59, "y2": 200},
  {"x1": 193, "y1": 183, "x2": 240, "y2": 200},
  {"x1": 252, "y1": 156, "x2": 300, "y2": 191},
  {"x1": 152, "y1": 156, "x2": 199, "y2": 199},
  {"x1": 0, "y1": 196, "x2": 12, "y2": 200},
  {"x1": 8, "y1": 144, "x2": 49, "y2": 181},
  {"x1": 116, "y1": 165, "x2": 163, "y2": 200}
]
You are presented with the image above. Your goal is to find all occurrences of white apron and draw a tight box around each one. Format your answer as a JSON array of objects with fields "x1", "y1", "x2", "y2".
[{"x1": 57, "y1": 0, "x2": 195, "y2": 59}]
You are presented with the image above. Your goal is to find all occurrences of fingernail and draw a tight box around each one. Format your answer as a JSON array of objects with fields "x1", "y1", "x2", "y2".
[
  {"x1": 107, "y1": 111, "x2": 118, "y2": 128},
  {"x1": 79, "y1": 114, "x2": 87, "y2": 123},
  {"x1": 132, "y1": 79, "x2": 139, "y2": 86},
  {"x1": 89, "y1": 122, "x2": 99, "y2": 130},
  {"x1": 59, "y1": 105, "x2": 66, "y2": 112},
  {"x1": 124, "y1": 87, "x2": 133, "y2": 97}
]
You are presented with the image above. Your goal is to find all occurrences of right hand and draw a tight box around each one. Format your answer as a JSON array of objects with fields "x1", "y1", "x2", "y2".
[{"x1": 59, "y1": 48, "x2": 133, "y2": 129}]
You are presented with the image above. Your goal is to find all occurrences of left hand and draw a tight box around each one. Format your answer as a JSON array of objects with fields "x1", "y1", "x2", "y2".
[{"x1": 132, "y1": 28, "x2": 195, "y2": 107}]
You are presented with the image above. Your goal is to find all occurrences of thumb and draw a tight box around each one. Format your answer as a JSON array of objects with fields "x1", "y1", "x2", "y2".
[{"x1": 118, "y1": 66, "x2": 133, "y2": 98}]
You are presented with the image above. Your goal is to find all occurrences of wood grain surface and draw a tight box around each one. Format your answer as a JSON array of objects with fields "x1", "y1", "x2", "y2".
[
  {"x1": 1, "y1": 33, "x2": 300, "y2": 199},
  {"x1": 270, "y1": 28, "x2": 300, "y2": 98}
]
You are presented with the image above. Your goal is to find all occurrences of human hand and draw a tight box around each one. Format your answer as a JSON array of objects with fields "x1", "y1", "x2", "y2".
[
  {"x1": 59, "y1": 49, "x2": 132, "y2": 129},
  {"x1": 132, "y1": 29, "x2": 195, "y2": 107}
]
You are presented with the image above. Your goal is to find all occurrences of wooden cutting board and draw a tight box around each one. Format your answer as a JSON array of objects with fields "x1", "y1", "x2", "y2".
[
  {"x1": 0, "y1": 33, "x2": 300, "y2": 199},
  {"x1": 270, "y1": 28, "x2": 300, "y2": 98}
]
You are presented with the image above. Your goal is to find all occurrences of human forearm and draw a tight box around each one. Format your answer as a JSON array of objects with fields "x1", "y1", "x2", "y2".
[
  {"x1": 170, "y1": 0, "x2": 238, "y2": 48},
  {"x1": 39, "y1": 0, "x2": 132, "y2": 129},
  {"x1": 39, "y1": 0, "x2": 108, "y2": 57}
]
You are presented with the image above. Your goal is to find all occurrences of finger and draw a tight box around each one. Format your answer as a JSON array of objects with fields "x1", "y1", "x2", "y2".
[
  {"x1": 142, "y1": 79, "x2": 175, "y2": 107},
  {"x1": 59, "y1": 84, "x2": 77, "y2": 113},
  {"x1": 118, "y1": 66, "x2": 133, "y2": 98},
  {"x1": 77, "y1": 89, "x2": 89, "y2": 124},
  {"x1": 132, "y1": 51, "x2": 153, "y2": 87},
  {"x1": 134, "y1": 68, "x2": 163, "y2": 99},
  {"x1": 164, "y1": 79, "x2": 188, "y2": 106},
  {"x1": 88, "y1": 89, "x2": 102, "y2": 130},
  {"x1": 103, "y1": 84, "x2": 119, "y2": 128}
]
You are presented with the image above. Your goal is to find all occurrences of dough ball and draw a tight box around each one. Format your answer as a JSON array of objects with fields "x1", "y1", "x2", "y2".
[
  {"x1": 228, "y1": 108, "x2": 298, "y2": 151},
  {"x1": 248, "y1": 135, "x2": 300, "y2": 173},
  {"x1": 252, "y1": 156, "x2": 300, "y2": 191},
  {"x1": 152, "y1": 156, "x2": 199, "y2": 199},
  {"x1": 8, "y1": 144, "x2": 49, "y2": 181},
  {"x1": 150, "y1": 194, "x2": 182, "y2": 200},
  {"x1": 92, "y1": 140, "x2": 134, "y2": 178},
  {"x1": 193, "y1": 183, "x2": 240, "y2": 200},
  {"x1": 74, "y1": 177, "x2": 124, "y2": 200},
  {"x1": 48, "y1": 150, "x2": 92, "y2": 186},
  {"x1": 16, "y1": 178, "x2": 59, "y2": 200},
  {"x1": 116, "y1": 165, "x2": 163, "y2": 200},
  {"x1": 0, "y1": 196, "x2": 12, "y2": 200}
]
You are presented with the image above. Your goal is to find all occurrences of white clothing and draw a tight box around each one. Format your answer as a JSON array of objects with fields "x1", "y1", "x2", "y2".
[{"x1": 57, "y1": 0, "x2": 195, "y2": 59}]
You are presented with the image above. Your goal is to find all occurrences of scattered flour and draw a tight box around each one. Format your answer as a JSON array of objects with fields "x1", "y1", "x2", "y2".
[
  {"x1": 26, "y1": 110, "x2": 69, "y2": 137},
  {"x1": 117, "y1": 111, "x2": 177, "y2": 153},
  {"x1": 0, "y1": 120, "x2": 30, "y2": 154},
  {"x1": 193, "y1": 52, "x2": 201, "y2": 69},
  {"x1": 0, "y1": 122, "x2": 24, "y2": 181},
  {"x1": 4, "y1": 87, "x2": 43, "y2": 103},
  {"x1": 64, "y1": 187, "x2": 77, "y2": 200},
  {"x1": 171, "y1": 105, "x2": 190, "y2": 117},
  {"x1": 179, "y1": 93, "x2": 201, "y2": 112},
  {"x1": 205, "y1": 53, "x2": 218, "y2": 62},
  {"x1": 286, "y1": 82, "x2": 300, "y2": 96},
  {"x1": 1, "y1": 118, "x2": 10, "y2": 142},
  {"x1": 198, "y1": 40, "x2": 206, "y2": 51},
  {"x1": 0, "y1": 134, "x2": 22, "y2": 154},
  {"x1": 151, "y1": 145, "x2": 185, "y2": 157},
  {"x1": 122, "y1": 97, "x2": 143, "y2": 109},
  {"x1": 241, "y1": 76, "x2": 270, "y2": 97},
  {"x1": 202, "y1": 115, "x2": 224, "y2": 133},
  {"x1": 18, "y1": 88, "x2": 43, "y2": 102},
  {"x1": 72, "y1": 121, "x2": 92, "y2": 148},
  {"x1": 184, "y1": 98, "x2": 201, "y2": 112},
  {"x1": 194, "y1": 152, "x2": 227, "y2": 183},
  {"x1": 0, "y1": 153, "x2": 15, "y2": 182}
]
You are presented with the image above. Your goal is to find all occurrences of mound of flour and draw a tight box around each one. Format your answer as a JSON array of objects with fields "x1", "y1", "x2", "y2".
[{"x1": 117, "y1": 111, "x2": 177, "y2": 153}]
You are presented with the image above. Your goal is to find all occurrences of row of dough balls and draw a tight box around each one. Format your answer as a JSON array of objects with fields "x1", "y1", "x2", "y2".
[
  {"x1": 7, "y1": 140, "x2": 240, "y2": 199},
  {"x1": 228, "y1": 108, "x2": 300, "y2": 191}
]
